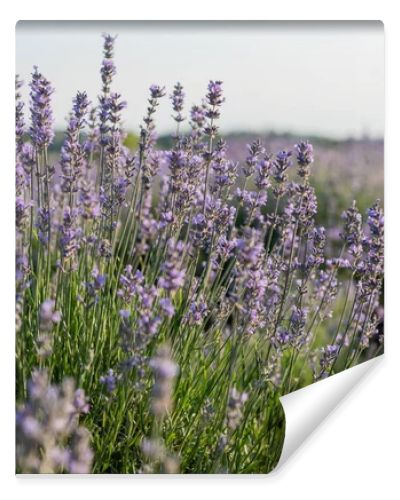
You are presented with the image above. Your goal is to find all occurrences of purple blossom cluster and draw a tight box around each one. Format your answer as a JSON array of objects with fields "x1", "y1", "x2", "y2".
[
  {"x1": 60, "y1": 92, "x2": 90, "y2": 195},
  {"x1": 16, "y1": 370, "x2": 92, "y2": 473},
  {"x1": 29, "y1": 66, "x2": 55, "y2": 149}
]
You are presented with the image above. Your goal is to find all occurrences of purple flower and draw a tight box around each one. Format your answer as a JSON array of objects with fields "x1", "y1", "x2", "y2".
[
  {"x1": 100, "y1": 34, "x2": 117, "y2": 94},
  {"x1": 236, "y1": 229, "x2": 264, "y2": 268},
  {"x1": 138, "y1": 85, "x2": 166, "y2": 189},
  {"x1": 191, "y1": 212, "x2": 213, "y2": 248},
  {"x1": 73, "y1": 388, "x2": 90, "y2": 414},
  {"x1": 275, "y1": 328, "x2": 292, "y2": 347},
  {"x1": 367, "y1": 201, "x2": 384, "y2": 237},
  {"x1": 85, "y1": 265, "x2": 106, "y2": 300},
  {"x1": 36, "y1": 207, "x2": 51, "y2": 246},
  {"x1": 16, "y1": 253, "x2": 30, "y2": 293},
  {"x1": 118, "y1": 268, "x2": 162, "y2": 349},
  {"x1": 79, "y1": 182, "x2": 101, "y2": 220},
  {"x1": 273, "y1": 150, "x2": 292, "y2": 194},
  {"x1": 60, "y1": 92, "x2": 89, "y2": 194},
  {"x1": 236, "y1": 188, "x2": 267, "y2": 224},
  {"x1": 100, "y1": 369, "x2": 119, "y2": 393},
  {"x1": 73, "y1": 91, "x2": 91, "y2": 127},
  {"x1": 112, "y1": 176, "x2": 130, "y2": 207},
  {"x1": 118, "y1": 266, "x2": 144, "y2": 303},
  {"x1": 244, "y1": 139, "x2": 265, "y2": 178},
  {"x1": 159, "y1": 239, "x2": 186, "y2": 292},
  {"x1": 59, "y1": 207, "x2": 81, "y2": 260},
  {"x1": 29, "y1": 66, "x2": 54, "y2": 149},
  {"x1": 108, "y1": 92, "x2": 127, "y2": 128},
  {"x1": 211, "y1": 139, "x2": 238, "y2": 188},
  {"x1": 102, "y1": 33, "x2": 116, "y2": 58},
  {"x1": 16, "y1": 197, "x2": 29, "y2": 232},
  {"x1": 159, "y1": 298, "x2": 175, "y2": 318},
  {"x1": 295, "y1": 140, "x2": 314, "y2": 178},
  {"x1": 190, "y1": 104, "x2": 207, "y2": 128},
  {"x1": 159, "y1": 210, "x2": 174, "y2": 229},
  {"x1": 204, "y1": 80, "x2": 224, "y2": 137},
  {"x1": 67, "y1": 427, "x2": 93, "y2": 474},
  {"x1": 84, "y1": 107, "x2": 99, "y2": 155},
  {"x1": 213, "y1": 200, "x2": 236, "y2": 231},
  {"x1": 341, "y1": 201, "x2": 363, "y2": 261},
  {"x1": 186, "y1": 297, "x2": 208, "y2": 326},
  {"x1": 293, "y1": 183, "x2": 318, "y2": 229},
  {"x1": 149, "y1": 84, "x2": 166, "y2": 99},
  {"x1": 20, "y1": 142, "x2": 35, "y2": 174},
  {"x1": 39, "y1": 299, "x2": 61, "y2": 332},
  {"x1": 170, "y1": 82, "x2": 185, "y2": 123},
  {"x1": 289, "y1": 306, "x2": 308, "y2": 340},
  {"x1": 255, "y1": 152, "x2": 273, "y2": 190},
  {"x1": 216, "y1": 235, "x2": 237, "y2": 260},
  {"x1": 307, "y1": 226, "x2": 326, "y2": 268},
  {"x1": 318, "y1": 344, "x2": 340, "y2": 378},
  {"x1": 165, "y1": 149, "x2": 188, "y2": 194},
  {"x1": 206, "y1": 80, "x2": 224, "y2": 109},
  {"x1": 357, "y1": 200, "x2": 384, "y2": 297},
  {"x1": 16, "y1": 370, "x2": 92, "y2": 473},
  {"x1": 15, "y1": 76, "x2": 25, "y2": 155}
]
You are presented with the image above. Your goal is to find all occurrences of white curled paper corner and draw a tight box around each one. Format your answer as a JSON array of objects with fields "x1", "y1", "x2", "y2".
[{"x1": 275, "y1": 355, "x2": 383, "y2": 471}]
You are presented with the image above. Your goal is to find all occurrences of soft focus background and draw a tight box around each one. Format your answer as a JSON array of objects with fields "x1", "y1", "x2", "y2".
[{"x1": 16, "y1": 20, "x2": 384, "y2": 225}]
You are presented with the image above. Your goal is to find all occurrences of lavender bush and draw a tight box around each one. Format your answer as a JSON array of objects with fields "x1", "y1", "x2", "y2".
[{"x1": 15, "y1": 34, "x2": 384, "y2": 474}]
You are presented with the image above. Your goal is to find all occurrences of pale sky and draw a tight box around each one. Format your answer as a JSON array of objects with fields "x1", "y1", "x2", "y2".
[{"x1": 15, "y1": 21, "x2": 384, "y2": 139}]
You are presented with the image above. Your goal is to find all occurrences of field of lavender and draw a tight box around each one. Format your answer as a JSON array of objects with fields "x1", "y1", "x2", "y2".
[{"x1": 15, "y1": 34, "x2": 384, "y2": 474}]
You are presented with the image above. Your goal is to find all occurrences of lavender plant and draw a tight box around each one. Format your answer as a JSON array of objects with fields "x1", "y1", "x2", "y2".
[{"x1": 15, "y1": 34, "x2": 384, "y2": 474}]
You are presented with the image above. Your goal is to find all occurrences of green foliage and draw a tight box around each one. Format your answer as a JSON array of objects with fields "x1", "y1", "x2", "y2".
[{"x1": 123, "y1": 133, "x2": 139, "y2": 151}]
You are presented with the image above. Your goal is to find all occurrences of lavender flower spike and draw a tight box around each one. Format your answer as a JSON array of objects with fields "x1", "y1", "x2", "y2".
[
  {"x1": 170, "y1": 82, "x2": 185, "y2": 124},
  {"x1": 295, "y1": 140, "x2": 314, "y2": 179},
  {"x1": 159, "y1": 239, "x2": 186, "y2": 292},
  {"x1": 29, "y1": 66, "x2": 54, "y2": 149},
  {"x1": 15, "y1": 76, "x2": 25, "y2": 155},
  {"x1": 100, "y1": 33, "x2": 117, "y2": 94}
]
